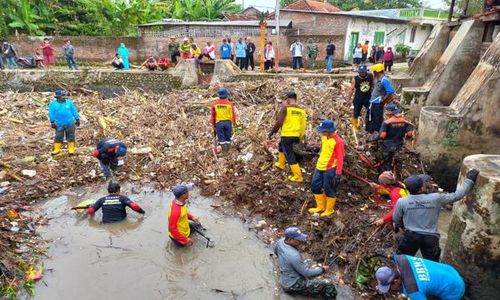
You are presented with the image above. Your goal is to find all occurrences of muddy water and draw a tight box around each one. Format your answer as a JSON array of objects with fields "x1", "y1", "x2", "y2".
[{"x1": 35, "y1": 184, "x2": 279, "y2": 300}]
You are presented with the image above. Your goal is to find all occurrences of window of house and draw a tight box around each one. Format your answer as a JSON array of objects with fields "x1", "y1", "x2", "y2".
[
  {"x1": 374, "y1": 31, "x2": 385, "y2": 45},
  {"x1": 410, "y1": 26, "x2": 417, "y2": 43}
]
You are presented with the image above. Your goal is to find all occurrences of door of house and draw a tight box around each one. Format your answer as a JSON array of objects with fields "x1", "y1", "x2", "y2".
[
  {"x1": 348, "y1": 32, "x2": 359, "y2": 61},
  {"x1": 374, "y1": 31, "x2": 385, "y2": 45}
]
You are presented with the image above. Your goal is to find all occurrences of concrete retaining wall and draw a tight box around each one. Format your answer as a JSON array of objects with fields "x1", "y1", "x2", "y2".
[
  {"x1": 0, "y1": 69, "x2": 182, "y2": 94},
  {"x1": 416, "y1": 33, "x2": 500, "y2": 190},
  {"x1": 443, "y1": 154, "x2": 500, "y2": 300}
]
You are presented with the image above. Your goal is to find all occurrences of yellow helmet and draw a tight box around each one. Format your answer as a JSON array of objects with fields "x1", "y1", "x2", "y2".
[{"x1": 371, "y1": 63, "x2": 385, "y2": 73}]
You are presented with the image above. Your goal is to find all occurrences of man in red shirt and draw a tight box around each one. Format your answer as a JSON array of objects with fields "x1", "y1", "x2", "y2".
[
  {"x1": 168, "y1": 184, "x2": 199, "y2": 247},
  {"x1": 370, "y1": 171, "x2": 409, "y2": 226}
]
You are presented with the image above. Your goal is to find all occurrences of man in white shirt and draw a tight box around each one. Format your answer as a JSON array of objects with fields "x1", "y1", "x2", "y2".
[{"x1": 290, "y1": 39, "x2": 304, "y2": 70}]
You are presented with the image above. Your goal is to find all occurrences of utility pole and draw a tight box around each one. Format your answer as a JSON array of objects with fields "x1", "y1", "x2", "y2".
[{"x1": 275, "y1": 0, "x2": 280, "y2": 71}]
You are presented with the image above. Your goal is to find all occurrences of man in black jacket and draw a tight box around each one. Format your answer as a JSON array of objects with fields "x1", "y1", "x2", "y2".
[
  {"x1": 93, "y1": 138, "x2": 127, "y2": 180},
  {"x1": 245, "y1": 37, "x2": 256, "y2": 71}
]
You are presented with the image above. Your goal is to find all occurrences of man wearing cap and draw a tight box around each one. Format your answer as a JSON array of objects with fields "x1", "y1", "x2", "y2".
[
  {"x1": 168, "y1": 37, "x2": 180, "y2": 64},
  {"x1": 210, "y1": 88, "x2": 236, "y2": 152},
  {"x1": 309, "y1": 120, "x2": 345, "y2": 217},
  {"x1": 346, "y1": 64, "x2": 373, "y2": 132},
  {"x1": 375, "y1": 254, "x2": 465, "y2": 300},
  {"x1": 168, "y1": 184, "x2": 199, "y2": 247},
  {"x1": 87, "y1": 181, "x2": 145, "y2": 223},
  {"x1": 274, "y1": 227, "x2": 337, "y2": 299},
  {"x1": 93, "y1": 138, "x2": 127, "y2": 180},
  {"x1": 379, "y1": 104, "x2": 413, "y2": 172},
  {"x1": 48, "y1": 89, "x2": 80, "y2": 155},
  {"x1": 368, "y1": 63, "x2": 394, "y2": 135},
  {"x1": 393, "y1": 169, "x2": 480, "y2": 261},
  {"x1": 269, "y1": 92, "x2": 307, "y2": 182},
  {"x1": 369, "y1": 171, "x2": 409, "y2": 226}
]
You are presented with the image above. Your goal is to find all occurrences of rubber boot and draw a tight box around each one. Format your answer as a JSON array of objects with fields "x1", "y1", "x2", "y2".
[
  {"x1": 51, "y1": 143, "x2": 62, "y2": 155},
  {"x1": 274, "y1": 152, "x2": 286, "y2": 170},
  {"x1": 308, "y1": 194, "x2": 326, "y2": 214},
  {"x1": 68, "y1": 142, "x2": 76, "y2": 155},
  {"x1": 320, "y1": 197, "x2": 337, "y2": 217},
  {"x1": 287, "y1": 164, "x2": 303, "y2": 182},
  {"x1": 351, "y1": 117, "x2": 359, "y2": 130}
]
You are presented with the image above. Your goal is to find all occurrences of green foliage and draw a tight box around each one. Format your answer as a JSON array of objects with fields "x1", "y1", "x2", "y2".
[
  {"x1": 280, "y1": 0, "x2": 297, "y2": 7},
  {"x1": 1, "y1": 0, "x2": 240, "y2": 37},
  {"x1": 0, "y1": 286, "x2": 18, "y2": 300},
  {"x1": 444, "y1": 0, "x2": 483, "y2": 15},
  {"x1": 328, "y1": 0, "x2": 422, "y2": 10},
  {"x1": 395, "y1": 43, "x2": 411, "y2": 57}
]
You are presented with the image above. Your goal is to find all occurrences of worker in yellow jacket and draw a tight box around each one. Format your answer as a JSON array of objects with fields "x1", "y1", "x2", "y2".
[
  {"x1": 268, "y1": 92, "x2": 307, "y2": 182},
  {"x1": 309, "y1": 119, "x2": 345, "y2": 217}
]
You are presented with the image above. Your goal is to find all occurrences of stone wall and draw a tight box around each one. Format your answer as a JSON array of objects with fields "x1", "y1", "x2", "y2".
[{"x1": 0, "y1": 70, "x2": 182, "y2": 95}]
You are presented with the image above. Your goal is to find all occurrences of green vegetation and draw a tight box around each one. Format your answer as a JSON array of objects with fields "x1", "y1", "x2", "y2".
[
  {"x1": 395, "y1": 43, "x2": 411, "y2": 58},
  {"x1": 0, "y1": 0, "x2": 241, "y2": 37},
  {"x1": 280, "y1": 0, "x2": 422, "y2": 10}
]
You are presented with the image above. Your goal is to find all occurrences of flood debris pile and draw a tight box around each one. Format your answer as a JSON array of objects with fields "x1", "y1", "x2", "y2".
[{"x1": 0, "y1": 78, "x2": 423, "y2": 296}]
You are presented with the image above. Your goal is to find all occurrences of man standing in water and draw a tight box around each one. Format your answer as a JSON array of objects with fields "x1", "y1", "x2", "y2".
[
  {"x1": 274, "y1": 227, "x2": 337, "y2": 299},
  {"x1": 87, "y1": 182, "x2": 145, "y2": 223},
  {"x1": 168, "y1": 184, "x2": 200, "y2": 247}
]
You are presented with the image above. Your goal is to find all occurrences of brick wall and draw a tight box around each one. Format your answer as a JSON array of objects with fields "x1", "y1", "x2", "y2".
[{"x1": 8, "y1": 31, "x2": 346, "y2": 67}]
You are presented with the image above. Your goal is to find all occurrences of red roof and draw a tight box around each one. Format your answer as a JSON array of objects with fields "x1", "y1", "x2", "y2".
[
  {"x1": 223, "y1": 13, "x2": 275, "y2": 21},
  {"x1": 284, "y1": 0, "x2": 342, "y2": 13}
]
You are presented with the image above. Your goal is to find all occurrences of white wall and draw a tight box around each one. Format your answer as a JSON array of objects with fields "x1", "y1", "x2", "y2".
[{"x1": 343, "y1": 17, "x2": 433, "y2": 62}]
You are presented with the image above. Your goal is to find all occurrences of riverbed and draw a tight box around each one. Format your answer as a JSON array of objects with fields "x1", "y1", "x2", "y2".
[{"x1": 34, "y1": 184, "x2": 279, "y2": 300}]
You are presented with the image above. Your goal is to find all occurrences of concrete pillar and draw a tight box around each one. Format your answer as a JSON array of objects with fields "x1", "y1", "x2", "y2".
[
  {"x1": 210, "y1": 59, "x2": 241, "y2": 85},
  {"x1": 401, "y1": 20, "x2": 484, "y2": 119},
  {"x1": 171, "y1": 59, "x2": 198, "y2": 87},
  {"x1": 443, "y1": 154, "x2": 500, "y2": 300},
  {"x1": 399, "y1": 87, "x2": 430, "y2": 123},
  {"x1": 416, "y1": 34, "x2": 500, "y2": 190},
  {"x1": 391, "y1": 23, "x2": 450, "y2": 90},
  {"x1": 424, "y1": 20, "x2": 484, "y2": 107}
]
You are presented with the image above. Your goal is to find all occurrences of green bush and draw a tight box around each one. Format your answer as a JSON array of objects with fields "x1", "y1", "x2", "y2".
[{"x1": 395, "y1": 43, "x2": 411, "y2": 58}]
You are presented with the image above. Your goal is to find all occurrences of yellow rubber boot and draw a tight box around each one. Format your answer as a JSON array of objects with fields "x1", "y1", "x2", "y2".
[
  {"x1": 68, "y1": 142, "x2": 76, "y2": 155},
  {"x1": 308, "y1": 194, "x2": 326, "y2": 214},
  {"x1": 274, "y1": 152, "x2": 286, "y2": 170},
  {"x1": 287, "y1": 164, "x2": 303, "y2": 182},
  {"x1": 351, "y1": 117, "x2": 359, "y2": 130},
  {"x1": 51, "y1": 143, "x2": 62, "y2": 155},
  {"x1": 320, "y1": 197, "x2": 337, "y2": 217}
]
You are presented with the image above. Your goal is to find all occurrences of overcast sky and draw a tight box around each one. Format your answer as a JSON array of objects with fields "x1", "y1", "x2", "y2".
[{"x1": 233, "y1": 0, "x2": 448, "y2": 11}]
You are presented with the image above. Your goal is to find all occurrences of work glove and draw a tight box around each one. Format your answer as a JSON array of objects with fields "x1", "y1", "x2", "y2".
[
  {"x1": 75, "y1": 120, "x2": 80, "y2": 127},
  {"x1": 51, "y1": 122, "x2": 56, "y2": 129},
  {"x1": 466, "y1": 169, "x2": 480, "y2": 183}
]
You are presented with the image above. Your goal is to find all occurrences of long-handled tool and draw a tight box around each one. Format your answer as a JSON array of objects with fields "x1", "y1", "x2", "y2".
[
  {"x1": 343, "y1": 168, "x2": 388, "y2": 207},
  {"x1": 191, "y1": 223, "x2": 215, "y2": 248}
]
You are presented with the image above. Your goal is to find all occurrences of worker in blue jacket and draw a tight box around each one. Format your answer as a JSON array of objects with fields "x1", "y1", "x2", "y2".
[
  {"x1": 48, "y1": 89, "x2": 80, "y2": 155},
  {"x1": 375, "y1": 254, "x2": 465, "y2": 300},
  {"x1": 93, "y1": 138, "x2": 127, "y2": 180}
]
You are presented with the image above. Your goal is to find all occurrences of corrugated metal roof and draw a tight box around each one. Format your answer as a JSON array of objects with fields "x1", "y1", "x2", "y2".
[
  {"x1": 138, "y1": 20, "x2": 292, "y2": 28},
  {"x1": 333, "y1": 12, "x2": 409, "y2": 23}
]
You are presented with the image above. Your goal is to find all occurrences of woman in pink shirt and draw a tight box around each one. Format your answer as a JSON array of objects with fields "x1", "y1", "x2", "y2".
[
  {"x1": 40, "y1": 38, "x2": 55, "y2": 69},
  {"x1": 383, "y1": 47, "x2": 394, "y2": 72}
]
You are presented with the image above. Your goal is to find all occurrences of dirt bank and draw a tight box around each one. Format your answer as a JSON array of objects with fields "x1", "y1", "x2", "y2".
[{"x1": 0, "y1": 78, "x2": 423, "y2": 298}]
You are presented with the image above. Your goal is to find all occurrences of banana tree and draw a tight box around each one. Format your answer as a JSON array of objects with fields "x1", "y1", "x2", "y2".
[{"x1": 7, "y1": 0, "x2": 45, "y2": 35}]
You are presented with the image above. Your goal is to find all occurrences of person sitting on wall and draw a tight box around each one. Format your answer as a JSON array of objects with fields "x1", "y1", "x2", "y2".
[
  {"x1": 198, "y1": 41, "x2": 216, "y2": 61},
  {"x1": 141, "y1": 54, "x2": 158, "y2": 71},
  {"x1": 158, "y1": 57, "x2": 171, "y2": 71},
  {"x1": 112, "y1": 53, "x2": 124, "y2": 70}
]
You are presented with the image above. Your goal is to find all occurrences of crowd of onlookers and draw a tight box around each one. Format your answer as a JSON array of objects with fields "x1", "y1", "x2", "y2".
[{"x1": 1, "y1": 36, "x2": 396, "y2": 73}]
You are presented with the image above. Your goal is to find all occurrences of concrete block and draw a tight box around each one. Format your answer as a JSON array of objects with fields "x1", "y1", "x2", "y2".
[
  {"x1": 443, "y1": 154, "x2": 500, "y2": 300},
  {"x1": 389, "y1": 74, "x2": 412, "y2": 91},
  {"x1": 408, "y1": 23, "x2": 450, "y2": 88},
  {"x1": 400, "y1": 86, "x2": 430, "y2": 122},
  {"x1": 172, "y1": 59, "x2": 198, "y2": 88},
  {"x1": 210, "y1": 59, "x2": 242, "y2": 85},
  {"x1": 424, "y1": 20, "x2": 484, "y2": 107}
]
